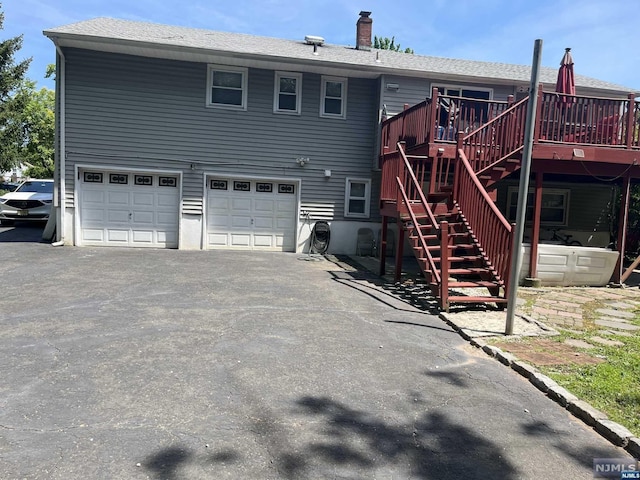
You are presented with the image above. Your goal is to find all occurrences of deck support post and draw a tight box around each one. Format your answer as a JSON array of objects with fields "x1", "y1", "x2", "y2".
[
  {"x1": 529, "y1": 172, "x2": 543, "y2": 278},
  {"x1": 394, "y1": 220, "x2": 405, "y2": 283},
  {"x1": 379, "y1": 215, "x2": 388, "y2": 276},
  {"x1": 625, "y1": 93, "x2": 635, "y2": 148},
  {"x1": 613, "y1": 174, "x2": 631, "y2": 283},
  {"x1": 440, "y1": 221, "x2": 449, "y2": 311}
]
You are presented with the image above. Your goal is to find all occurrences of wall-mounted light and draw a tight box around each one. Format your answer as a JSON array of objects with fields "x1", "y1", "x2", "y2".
[
  {"x1": 572, "y1": 148, "x2": 585, "y2": 158},
  {"x1": 324, "y1": 169, "x2": 331, "y2": 178},
  {"x1": 386, "y1": 83, "x2": 400, "y2": 91},
  {"x1": 296, "y1": 157, "x2": 310, "y2": 167}
]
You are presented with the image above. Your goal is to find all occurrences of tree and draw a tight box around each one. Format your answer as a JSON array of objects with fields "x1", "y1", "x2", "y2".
[
  {"x1": 20, "y1": 81, "x2": 55, "y2": 178},
  {"x1": 374, "y1": 35, "x2": 414, "y2": 54},
  {"x1": 0, "y1": 4, "x2": 32, "y2": 173}
]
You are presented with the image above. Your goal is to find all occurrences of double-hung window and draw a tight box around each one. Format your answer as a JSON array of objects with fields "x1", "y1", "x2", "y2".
[
  {"x1": 506, "y1": 187, "x2": 569, "y2": 226},
  {"x1": 345, "y1": 178, "x2": 371, "y2": 218},
  {"x1": 274, "y1": 72, "x2": 302, "y2": 115},
  {"x1": 207, "y1": 65, "x2": 248, "y2": 110},
  {"x1": 321, "y1": 76, "x2": 347, "y2": 119}
]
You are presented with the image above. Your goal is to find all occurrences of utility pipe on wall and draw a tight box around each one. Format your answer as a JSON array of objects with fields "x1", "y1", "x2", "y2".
[{"x1": 53, "y1": 44, "x2": 66, "y2": 244}]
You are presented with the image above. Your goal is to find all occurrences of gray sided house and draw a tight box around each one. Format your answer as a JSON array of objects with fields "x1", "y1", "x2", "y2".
[{"x1": 44, "y1": 13, "x2": 633, "y2": 253}]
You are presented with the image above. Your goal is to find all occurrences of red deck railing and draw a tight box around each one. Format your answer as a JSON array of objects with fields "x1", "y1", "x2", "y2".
[
  {"x1": 462, "y1": 97, "x2": 529, "y2": 173},
  {"x1": 537, "y1": 92, "x2": 639, "y2": 147},
  {"x1": 453, "y1": 150, "x2": 513, "y2": 288},
  {"x1": 381, "y1": 88, "x2": 640, "y2": 161},
  {"x1": 380, "y1": 88, "x2": 513, "y2": 155}
]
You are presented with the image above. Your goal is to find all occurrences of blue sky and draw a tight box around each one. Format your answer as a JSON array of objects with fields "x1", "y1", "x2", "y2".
[{"x1": 4, "y1": 0, "x2": 640, "y2": 92}]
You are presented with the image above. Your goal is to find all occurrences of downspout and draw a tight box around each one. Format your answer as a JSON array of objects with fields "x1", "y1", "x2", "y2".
[{"x1": 54, "y1": 43, "x2": 66, "y2": 244}]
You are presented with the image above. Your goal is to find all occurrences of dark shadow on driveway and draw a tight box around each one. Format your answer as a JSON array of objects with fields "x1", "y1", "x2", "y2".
[
  {"x1": 143, "y1": 446, "x2": 241, "y2": 479},
  {"x1": 0, "y1": 222, "x2": 46, "y2": 243},
  {"x1": 282, "y1": 395, "x2": 521, "y2": 479},
  {"x1": 328, "y1": 269, "x2": 441, "y2": 315}
]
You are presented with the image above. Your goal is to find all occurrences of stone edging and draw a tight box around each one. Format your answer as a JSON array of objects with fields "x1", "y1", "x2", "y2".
[{"x1": 438, "y1": 312, "x2": 640, "y2": 460}]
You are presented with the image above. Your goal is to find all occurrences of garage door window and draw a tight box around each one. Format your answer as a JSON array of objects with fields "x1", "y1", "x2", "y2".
[
  {"x1": 159, "y1": 177, "x2": 177, "y2": 187},
  {"x1": 110, "y1": 173, "x2": 128, "y2": 184},
  {"x1": 278, "y1": 184, "x2": 295, "y2": 194},
  {"x1": 256, "y1": 182, "x2": 273, "y2": 193},
  {"x1": 211, "y1": 179, "x2": 228, "y2": 190},
  {"x1": 84, "y1": 172, "x2": 103, "y2": 183},
  {"x1": 135, "y1": 175, "x2": 153, "y2": 186}
]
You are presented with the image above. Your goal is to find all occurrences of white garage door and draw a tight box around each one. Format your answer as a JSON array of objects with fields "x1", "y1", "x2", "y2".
[
  {"x1": 206, "y1": 177, "x2": 297, "y2": 251},
  {"x1": 78, "y1": 170, "x2": 180, "y2": 248}
]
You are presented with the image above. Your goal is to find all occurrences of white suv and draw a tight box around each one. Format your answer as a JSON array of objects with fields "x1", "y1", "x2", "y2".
[{"x1": 0, "y1": 179, "x2": 54, "y2": 226}]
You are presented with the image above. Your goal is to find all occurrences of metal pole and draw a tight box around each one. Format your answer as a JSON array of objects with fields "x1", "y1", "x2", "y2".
[{"x1": 505, "y1": 39, "x2": 543, "y2": 335}]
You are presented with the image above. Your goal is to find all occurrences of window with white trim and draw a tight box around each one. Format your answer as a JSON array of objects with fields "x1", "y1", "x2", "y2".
[
  {"x1": 507, "y1": 187, "x2": 570, "y2": 226},
  {"x1": 345, "y1": 178, "x2": 370, "y2": 218},
  {"x1": 433, "y1": 84, "x2": 493, "y2": 100},
  {"x1": 207, "y1": 65, "x2": 248, "y2": 110},
  {"x1": 321, "y1": 76, "x2": 347, "y2": 119},
  {"x1": 274, "y1": 72, "x2": 302, "y2": 114}
]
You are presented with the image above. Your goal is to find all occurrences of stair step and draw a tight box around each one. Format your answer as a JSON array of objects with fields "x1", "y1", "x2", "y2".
[
  {"x1": 427, "y1": 193, "x2": 452, "y2": 202},
  {"x1": 448, "y1": 296, "x2": 508, "y2": 304},
  {"x1": 448, "y1": 268, "x2": 491, "y2": 275},
  {"x1": 432, "y1": 255, "x2": 483, "y2": 263},
  {"x1": 431, "y1": 281, "x2": 501, "y2": 288},
  {"x1": 417, "y1": 232, "x2": 470, "y2": 241},
  {"x1": 426, "y1": 244, "x2": 476, "y2": 251}
]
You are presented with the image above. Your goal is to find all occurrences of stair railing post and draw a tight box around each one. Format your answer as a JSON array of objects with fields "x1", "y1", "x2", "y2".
[
  {"x1": 440, "y1": 221, "x2": 449, "y2": 311},
  {"x1": 533, "y1": 84, "x2": 544, "y2": 144},
  {"x1": 401, "y1": 103, "x2": 409, "y2": 141},
  {"x1": 396, "y1": 142, "x2": 406, "y2": 207},
  {"x1": 453, "y1": 143, "x2": 461, "y2": 202},
  {"x1": 428, "y1": 88, "x2": 439, "y2": 144},
  {"x1": 504, "y1": 222, "x2": 517, "y2": 297},
  {"x1": 379, "y1": 215, "x2": 388, "y2": 276}
]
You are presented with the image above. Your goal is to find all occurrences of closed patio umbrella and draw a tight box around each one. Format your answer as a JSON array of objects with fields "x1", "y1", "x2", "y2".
[{"x1": 556, "y1": 47, "x2": 575, "y2": 101}]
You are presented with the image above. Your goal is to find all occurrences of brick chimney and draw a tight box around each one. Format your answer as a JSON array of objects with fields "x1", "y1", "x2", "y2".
[{"x1": 356, "y1": 11, "x2": 372, "y2": 51}]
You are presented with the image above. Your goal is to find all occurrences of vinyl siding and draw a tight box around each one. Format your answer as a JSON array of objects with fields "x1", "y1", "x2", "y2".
[
  {"x1": 496, "y1": 180, "x2": 614, "y2": 232},
  {"x1": 63, "y1": 49, "x2": 378, "y2": 219}
]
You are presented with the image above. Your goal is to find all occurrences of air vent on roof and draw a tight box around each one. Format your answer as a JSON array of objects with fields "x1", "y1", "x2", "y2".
[{"x1": 305, "y1": 35, "x2": 325, "y2": 46}]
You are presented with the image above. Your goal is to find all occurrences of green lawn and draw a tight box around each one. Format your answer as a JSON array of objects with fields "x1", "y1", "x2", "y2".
[{"x1": 540, "y1": 327, "x2": 640, "y2": 437}]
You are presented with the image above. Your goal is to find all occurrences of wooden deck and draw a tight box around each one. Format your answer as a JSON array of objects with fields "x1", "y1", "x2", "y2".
[
  {"x1": 381, "y1": 88, "x2": 640, "y2": 168},
  {"x1": 377, "y1": 87, "x2": 639, "y2": 310}
]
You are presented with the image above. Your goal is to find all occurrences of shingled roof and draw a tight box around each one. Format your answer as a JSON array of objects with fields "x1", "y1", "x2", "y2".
[{"x1": 44, "y1": 17, "x2": 634, "y2": 94}]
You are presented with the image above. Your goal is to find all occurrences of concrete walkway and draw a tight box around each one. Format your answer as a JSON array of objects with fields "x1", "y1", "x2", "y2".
[{"x1": 351, "y1": 255, "x2": 640, "y2": 339}]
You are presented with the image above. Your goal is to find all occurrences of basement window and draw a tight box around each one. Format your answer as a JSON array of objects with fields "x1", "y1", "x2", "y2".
[
  {"x1": 345, "y1": 178, "x2": 370, "y2": 218},
  {"x1": 507, "y1": 187, "x2": 569, "y2": 226},
  {"x1": 207, "y1": 65, "x2": 248, "y2": 110}
]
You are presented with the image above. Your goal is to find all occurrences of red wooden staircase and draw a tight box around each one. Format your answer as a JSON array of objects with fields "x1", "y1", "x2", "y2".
[
  {"x1": 379, "y1": 92, "x2": 528, "y2": 311},
  {"x1": 388, "y1": 144, "x2": 515, "y2": 310}
]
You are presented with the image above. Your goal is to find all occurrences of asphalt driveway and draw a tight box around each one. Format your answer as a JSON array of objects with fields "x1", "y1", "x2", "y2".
[{"x1": 0, "y1": 231, "x2": 633, "y2": 479}]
